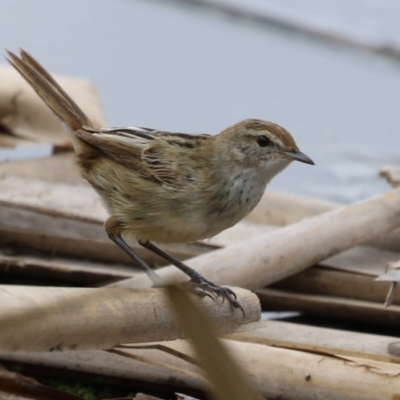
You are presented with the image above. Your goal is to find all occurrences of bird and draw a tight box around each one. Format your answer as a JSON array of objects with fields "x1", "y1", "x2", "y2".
[{"x1": 7, "y1": 49, "x2": 314, "y2": 312}]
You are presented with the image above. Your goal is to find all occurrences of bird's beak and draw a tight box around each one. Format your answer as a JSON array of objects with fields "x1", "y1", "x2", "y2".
[{"x1": 284, "y1": 150, "x2": 315, "y2": 165}]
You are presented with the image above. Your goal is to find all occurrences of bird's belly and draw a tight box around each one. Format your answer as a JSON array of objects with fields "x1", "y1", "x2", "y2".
[
  {"x1": 120, "y1": 192, "x2": 262, "y2": 244},
  {"x1": 99, "y1": 166, "x2": 268, "y2": 244},
  {"x1": 150, "y1": 182, "x2": 266, "y2": 243}
]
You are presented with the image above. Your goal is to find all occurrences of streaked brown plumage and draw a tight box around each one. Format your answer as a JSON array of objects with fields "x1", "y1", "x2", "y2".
[{"x1": 7, "y1": 49, "x2": 314, "y2": 312}]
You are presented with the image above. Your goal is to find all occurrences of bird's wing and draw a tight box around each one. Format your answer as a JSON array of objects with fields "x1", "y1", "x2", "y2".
[
  {"x1": 76, "y1": 126, "x2": 157, "y2": 170},
  {"x1": 76, "y1": 126, "x2": 208, "y2": 187}
]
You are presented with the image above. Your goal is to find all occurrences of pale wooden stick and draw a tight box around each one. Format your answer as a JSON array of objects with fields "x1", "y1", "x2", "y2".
[
  {"x1": 0, "y1": 285, "x2": 260, "y2": 352},
  {"x1": 111, "y1": 187, "x2": 400, "y2": 290},
  {"x1": 321, "y1": 245, "x2": 400, "y2": 275},
  {"x1": 271, "y1": 245, "x2": 400, "y2": 306},
  {"x1": 228, "y1": 319, "x2": 400, "y2": 363},
  {"x1": 249, "y1": 190, "x2": 400, "y2": 251},
  {"x1": 0, "y1": 152, "x2": 85, "y2": 184},
  {"x1": 0, "y1": 251, "x2": 135, "y2": 285},
  {"x1": 272, "y1": 267, "x2": 399, "y2": 305},
  {"x1": 247, "y1": 190, "x2": 339, "y2": 226},
  {"x1": 257, "y1": 288, "x2": 400, "y2": 327},
  {"x1": 380, "y1": 165, "x2": 400, "y2": 187},
  {"x1": 2, "y1": 338, "x2": 400, "y2": 399},
  {"x1": 0, "y1": 65, "x2": 106, "y2": 148},
  {"x1": 0, "y1": 199, "x2": 214, "y2": 265}
]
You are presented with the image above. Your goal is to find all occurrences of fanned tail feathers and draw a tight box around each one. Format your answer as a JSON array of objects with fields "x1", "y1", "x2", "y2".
[{"x1": 6, "y1": 49, "x2": 97, "y2": 155}]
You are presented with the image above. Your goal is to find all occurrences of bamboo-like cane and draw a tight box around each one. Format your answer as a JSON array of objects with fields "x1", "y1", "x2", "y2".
[
  {"x1": 0, "y1": 285, "x2": 260, "y2": 352},
  {"x1": 2, "y1": 337, "x2": 400, "y2": 400}
]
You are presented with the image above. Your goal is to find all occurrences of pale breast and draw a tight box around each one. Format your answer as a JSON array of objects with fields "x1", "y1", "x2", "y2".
[{"x1": 199, "y1": 167, "x2": 270, "y2": 238}]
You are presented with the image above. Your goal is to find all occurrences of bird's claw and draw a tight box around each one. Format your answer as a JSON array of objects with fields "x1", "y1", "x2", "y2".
[{"x1": 188, "y1": 276, "x2": 245, "y2": 316}]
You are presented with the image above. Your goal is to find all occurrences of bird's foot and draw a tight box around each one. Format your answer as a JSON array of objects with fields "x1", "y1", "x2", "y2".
[{"x1": 188, "y1": 275, "x2": 245, "y2": 316}]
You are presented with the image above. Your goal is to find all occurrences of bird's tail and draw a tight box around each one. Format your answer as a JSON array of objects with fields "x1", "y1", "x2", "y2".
[{"x1": 6, "y1": 49, "x2": 97, "y2": 155}]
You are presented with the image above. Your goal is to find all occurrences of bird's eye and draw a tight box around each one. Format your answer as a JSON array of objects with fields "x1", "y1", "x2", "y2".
[{"x1": 257, "y1": 135, "x2": 270, "y2": 147}]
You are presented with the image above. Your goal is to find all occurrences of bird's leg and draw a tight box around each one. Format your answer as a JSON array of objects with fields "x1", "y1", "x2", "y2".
[
  {"x1": 139, "y1": 240, "x2": 244, "y2": 313},
  {"x1": 108, "y1": 234, "x2": 164, "y2": 286}
]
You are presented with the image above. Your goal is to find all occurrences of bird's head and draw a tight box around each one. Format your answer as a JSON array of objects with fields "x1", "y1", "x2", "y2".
[{"x1": 217, "y1": 119, "x2": 314, "y2": 175}]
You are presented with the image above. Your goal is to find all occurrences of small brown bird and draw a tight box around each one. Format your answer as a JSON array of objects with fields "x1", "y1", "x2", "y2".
[{"x1": 7, "y1": 49, "x2": 314, "y2": 312}]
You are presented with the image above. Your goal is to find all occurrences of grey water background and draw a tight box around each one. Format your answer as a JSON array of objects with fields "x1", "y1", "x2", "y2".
[{"x1": 1, "y1": 0, "x2": 400, "y2": 203}]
